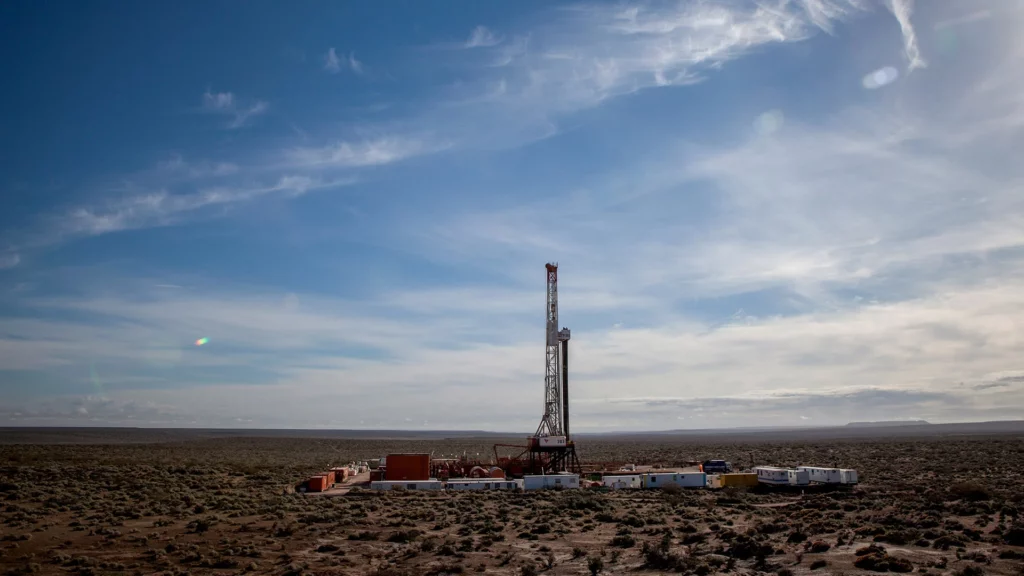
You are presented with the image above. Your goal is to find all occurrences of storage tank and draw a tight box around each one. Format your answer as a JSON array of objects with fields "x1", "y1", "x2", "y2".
[{"x1": 488, "y1": 467, "x2": 505, "y2": 479}]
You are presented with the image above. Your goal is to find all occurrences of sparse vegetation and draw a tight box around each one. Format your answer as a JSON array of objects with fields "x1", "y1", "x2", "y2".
[{"x1": 1, "y1": 432, "x2": 1022, "y2": 575}]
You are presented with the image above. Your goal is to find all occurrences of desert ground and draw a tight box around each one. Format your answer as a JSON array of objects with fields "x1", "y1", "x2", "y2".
[{"x1": 1, "y1": 429, "x2": 1023, "y2": 576}]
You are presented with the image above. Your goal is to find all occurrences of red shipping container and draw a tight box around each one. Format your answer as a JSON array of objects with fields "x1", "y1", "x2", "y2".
[
  {"x1": 307, "y1": 476, "x2": 327, "y2": 492},
  {"x1": 370, "y1": 469, "x2": 383, "y2": 482},
  {"x1": 385, "y1": 454, "x2": 430, "y2": 481},
  {"x1": 326, "y1": 471, "x2": 335, "y2": 485}
]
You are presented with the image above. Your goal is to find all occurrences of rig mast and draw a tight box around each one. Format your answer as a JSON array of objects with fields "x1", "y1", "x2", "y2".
[
  {"x1": 536, "y1": 263, "x2": 569, "y2": 437},
  {"x1": 492, "y1": 263, "x2": 581, "y2": 477},
  {"x1": 529, "y1": 263, "x2": 580, "y2": 474}
]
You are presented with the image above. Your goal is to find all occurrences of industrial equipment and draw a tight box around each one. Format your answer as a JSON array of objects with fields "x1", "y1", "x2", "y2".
[{"x1": 494, "y1": 263, "x2": 582, "y2": 476}]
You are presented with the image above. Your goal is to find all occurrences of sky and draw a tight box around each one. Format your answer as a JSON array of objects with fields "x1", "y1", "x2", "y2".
[{"x1": 1, "y1": 0, "x2": 1023, "y2": 431}]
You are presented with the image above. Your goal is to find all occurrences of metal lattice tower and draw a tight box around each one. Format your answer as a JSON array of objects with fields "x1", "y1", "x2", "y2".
[{"x1": 536, "y1": 263, "x2": 564, "y2": 437}]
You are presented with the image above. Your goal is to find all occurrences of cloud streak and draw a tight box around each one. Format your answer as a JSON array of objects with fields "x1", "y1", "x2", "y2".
[
  {"x1": 201, "y1": 89, "x2": 269, "y2": 129},
  {"x1": 887, "y1": 0, "x2": 927, "y2": 70},
  {"x1": 465, "y1": 25, "x2": 502, "y2": 48},
  {"x1": 285, "y1": 136, "x2": 447, "y2": 168}
]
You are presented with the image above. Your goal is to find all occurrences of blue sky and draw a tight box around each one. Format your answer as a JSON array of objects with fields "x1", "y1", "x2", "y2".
[{"x1": 2, "y1": 0, "x2": 1023, "y2": 430}]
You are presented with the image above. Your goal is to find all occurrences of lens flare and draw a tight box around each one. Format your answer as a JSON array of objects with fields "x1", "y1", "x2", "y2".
[
  {"x1": 862, "y1": 66, "x2": 899, "y2": 89},
  {"x1": 195, "y1": 337, "x2": 209, "y2": 346}
]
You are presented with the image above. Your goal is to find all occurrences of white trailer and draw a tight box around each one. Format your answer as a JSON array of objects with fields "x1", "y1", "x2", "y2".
[
  {"x1": 602, "y1": 474, "x2": 642, "y2": 490},
  {"x1": 707, "y1": 474, "x2": 722, "y2": 489},
  {"x1": 522, "y1": 474, "x2": 579, "y2": 490},
  {"x1": 370, "y1": 480, "x2": 443, "y2": 491},
  {"x1": 788, "y1": 469, "x2": 810, "y2": 486},
  {"x1": 755, "y1": 467, "x2": 809, "y2": 486},
  {"x1": 839, "y1": 469, "x2": 858, "y2": 484},
  {"x1": 642, "y1": 472, "x2": 706, "y2": 489},
  {"x1": 797, "y1": 466, "x2": 843, "y2": 484},
  {"x1": 445, "y1": 480, "x2": 522, "y2": 491}
]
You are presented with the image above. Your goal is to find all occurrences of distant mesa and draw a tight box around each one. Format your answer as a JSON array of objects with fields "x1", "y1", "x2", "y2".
[{"x1": 845, "y1": 420, "x2": 931, "y2": 427}]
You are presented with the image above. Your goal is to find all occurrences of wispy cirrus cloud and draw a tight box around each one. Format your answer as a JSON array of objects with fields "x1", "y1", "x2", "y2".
[
  {"x1": 201, "y1": 89, "x2": 269, "y2": 129},
  {"x1": 887, "y1": 0, "x2": 927, "y2": 70},
  {"x1": 284, "y1": 135, "x2": 447, "y2": 168},
  {"x1": 37, "y1": 175, "x2": 351, "y2": 243},
  {"x1": 405, "y1": 0, "x2": 874, "y2": 152},
  {"x1": 324, "y1": 47, "x2": 363, "y2": 74},
  {"x1": 465, "y1": 25, "x2": 503, "y2": 48}
]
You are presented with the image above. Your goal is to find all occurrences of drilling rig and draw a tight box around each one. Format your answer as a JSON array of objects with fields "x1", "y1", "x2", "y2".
[{"x1": 494, "y1": 263, "x2": 581, "y2": 475}]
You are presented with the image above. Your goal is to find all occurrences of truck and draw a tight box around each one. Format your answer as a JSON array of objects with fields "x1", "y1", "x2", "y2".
[{"x1": 702, "y1": 459, "x2": 731, "y2": 473}]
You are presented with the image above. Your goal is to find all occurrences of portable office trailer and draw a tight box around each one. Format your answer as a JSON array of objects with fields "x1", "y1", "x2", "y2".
[
  {"x1": 602, "y1": 474, "x2": 642, "y2": 490},
  {"x1": 370, "y1": 480, "x2": 443, "y2": 491},
  {"x1": 642, "y1": 472, "x2": 706, "y2": 489},
  {"x1": 522, "y1": 474, "x2": 579, "y2": 490},
  {"x1": 797, "y1": 466, "x2": 842, "y2": 484},
  {"x1": 839, "y1": 469, "x2": 858, "y2": 484},
  {"x1": 445, "y1": 480, "x2": 522, "y2": 491},
  {"x1": 755, "y1": 467, "x2": 792, "y2": 485},
  {"x1": 788, "y1": 469, "x2": 810, "y2": 486}
]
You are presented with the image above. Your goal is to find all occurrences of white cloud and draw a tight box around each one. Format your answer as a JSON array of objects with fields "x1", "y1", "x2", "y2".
[
  {"x1": 201, "y1": 89, "x2": 268, "y2": 129},
  {"x1": 202, "y1": 90, "x2": 234, "y2": 110},
  {"x1": 887, "y1": 0, "x2": 927, "y2": 70},
  {"x1": 157, "y1": 155, "x2": 239, "y2": 178},
  {"x1": 47, "y1": 176, "x2": 351, "y2": 240},
  {"x1": 348, "y1": 52, "x2": 364, "y2": 74},
  {"x1": 933, "y1": 10, "x2": 992, "y2": 31},
  {"x1": 285, "y1": 136, "x2": 445, "y2": 168},
  {"x1": 324, "y1": 47, "x2": 341, "y2": 73},
  {"x1": 465, "y1": 25, "x2": 502, "y2": 48},
  {"x1": 3, "y1": 268, "x2": 1024, "y2": 429},
  {"x1": 324, "y1": 47, "x2": 362, "y2": 74}
]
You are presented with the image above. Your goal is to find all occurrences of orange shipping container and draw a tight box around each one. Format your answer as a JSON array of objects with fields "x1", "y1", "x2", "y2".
[
  {"x1": 307, "y1": 476, "x2": 327, "y2": 492},
  {"x1": 385, "y1": 453, "x2": 430, "y2": 481},
  {"x1": 327, "y1": 471, "x2": 336, "y2": 485}
]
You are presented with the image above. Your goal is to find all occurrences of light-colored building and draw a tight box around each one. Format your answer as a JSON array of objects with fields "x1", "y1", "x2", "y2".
[
  {"x1": 369, "y1": 480, "x2": 443, "y2": 491},
  {"x1": 755, "y1": 467, "x2": 810, "y2": 486},
  {"x1": 797, "y1": 466, "x2": 842, "y2": 484},
  {"x1": 445, "y1": 480, "x2": 522, "y2": 490},
  {"x1": 602, "y1": 474, "x2": 642, "y2": 490},
  {"x1": 642, "y1": 472, "x2": 706, "y2": 489},
  {"x1": 522, "y1": 474, "x2": 579, "y2": 490}
]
